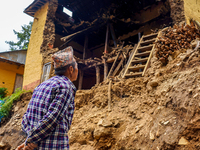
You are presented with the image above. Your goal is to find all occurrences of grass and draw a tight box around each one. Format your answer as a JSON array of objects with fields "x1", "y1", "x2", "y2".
[{"x1": 0, "y1": 88, "x2": 31, "y2": 121}]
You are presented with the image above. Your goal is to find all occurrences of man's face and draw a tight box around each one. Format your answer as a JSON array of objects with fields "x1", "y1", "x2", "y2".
[{"x1": 71, "y1": 62, "x2": 78, "y2": 82}]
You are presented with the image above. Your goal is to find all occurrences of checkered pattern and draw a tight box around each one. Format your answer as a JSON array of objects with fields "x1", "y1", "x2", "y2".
[
  {"x1": 52, "y1": 46, "x2": 76, "y2": 69},
  {"x1": 22, "y1": 75, "x2": 76, "y2": 150}
]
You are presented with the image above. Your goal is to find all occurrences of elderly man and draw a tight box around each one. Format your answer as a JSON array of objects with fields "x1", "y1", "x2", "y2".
[{"x1": 16, "y1": 46, "x2": 78, "y2": 150}]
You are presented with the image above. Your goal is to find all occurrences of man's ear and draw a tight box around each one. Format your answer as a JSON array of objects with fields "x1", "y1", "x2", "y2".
[{"x1": 70, "y1": 66, "x2": 74, "y2": 73}]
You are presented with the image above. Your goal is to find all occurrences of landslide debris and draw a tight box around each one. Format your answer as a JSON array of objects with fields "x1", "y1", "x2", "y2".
[
  {"x1": 1, "y1": 30, "x2": 200, "y2": 150},
  {"x1": 69, "y1": 48, "x2": 200, "y2": 150}
]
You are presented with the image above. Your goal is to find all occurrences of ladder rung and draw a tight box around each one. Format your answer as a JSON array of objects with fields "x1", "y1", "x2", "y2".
[
  {"x1": 140, "y1": 39, "x2": 156, "y2": 46},
  {"x1": 143, "y1": 33, "x2": 158, "y2": 40},
  {"x1": 125, "y1": 72, "x2": 143, "y2": 77},
  {"x1": 129, "y1": 65, "x2": 145, "y2": 70},
  {"x1": 132, "y1": 58, "x2": 148, "y2": 64},
  {"x1": 138, "y1": 45, "x2": 153, "y2": 52},
  {"x1": 135, "y1": 51, "x2": 151, "y2": 57}
]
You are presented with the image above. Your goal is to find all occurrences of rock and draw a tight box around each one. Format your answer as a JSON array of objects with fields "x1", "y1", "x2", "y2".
[
  {"x1": 113, "y1": 120, "x2": 119, "y2": 127},
  {"x1": 102, "y1": 119, "x2": 113, "y2": 127},
  {"x1": 93, "y1": 126, "x2": 111, "y2": 140},
  {"x1": 163, "y1": 120, "x2": 169, "y2": 125},
  {"x1": 0, "y1": 142, "x2": 11, "y2": 150},
  {"x1": 193, "y1": 93, "x2": 199, "y2": 98},
  {"x1": 168, "y1": 55, "x2": 173, "y2": 62},
  {"x1": 0, "y1": 142, "x2": 6, "y2": 148},
  {"x1": 97, "y1": 119, "x2": 103, "y2": 126},
  {"x1": 150, "y1": 131, "x2": 155, "y2": 140},
  {"x1": 14, "y1": 106, "x2": 19, "y2": 112},
  {"x1": 97, "y1": 119, "x2": 113, "y2": 127},
  {"x1": 178, "y1": 137, "x2": 189, "y2": 145},
  {"x1": 156, "y1": 130, "x2": 160, "y2": 137},
  {"x1": 149, "y1": 80, "x2": 158, "y2": 87}
]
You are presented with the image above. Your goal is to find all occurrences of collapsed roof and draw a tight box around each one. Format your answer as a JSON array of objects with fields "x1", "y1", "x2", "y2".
[{"x1": 24, "y1": 0, "x2": 171, "y2": 50}]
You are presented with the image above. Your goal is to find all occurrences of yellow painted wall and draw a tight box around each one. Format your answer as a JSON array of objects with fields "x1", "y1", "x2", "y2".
[
  {"x1": 0, "y1": 61, "x2": 24, "y2": 95},
  {"x1": 23, "y1": 3, "x2": 49, "y2": 90},
  {"x1": 184, "y1": 0, "x2": 200, "y2": 24}
]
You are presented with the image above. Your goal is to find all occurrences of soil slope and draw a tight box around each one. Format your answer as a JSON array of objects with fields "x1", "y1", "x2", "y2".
[{"x1": 1, "y1": 48, "x2": 200, "y2": 150}]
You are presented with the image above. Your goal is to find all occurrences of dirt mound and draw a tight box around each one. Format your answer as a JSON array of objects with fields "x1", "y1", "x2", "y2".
[
  {"x1": 0, "y1": 92, "x2": 32, "y2": 150},
  {"x1": 1, "y1": 49, "x2": 200, "y2": 149},
  {"x1": 69, "y1": 48, "x2": 200, "y2": 150}
]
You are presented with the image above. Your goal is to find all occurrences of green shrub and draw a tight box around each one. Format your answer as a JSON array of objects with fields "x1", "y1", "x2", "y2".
[
  {"x1": 0, "y1": 87, "x2": 8, "y2": 99},
  {"x1": 0, "y1": 88, "x2": 30, "y2": 120}
]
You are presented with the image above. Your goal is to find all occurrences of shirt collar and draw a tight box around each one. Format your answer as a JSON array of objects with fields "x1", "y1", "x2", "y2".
[{"x1": 60, "y1": 75, "x2": 77, "y2": 92}]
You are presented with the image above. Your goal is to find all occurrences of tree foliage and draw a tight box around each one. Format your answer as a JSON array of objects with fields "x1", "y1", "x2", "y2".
[{"x1": 5, "y1": 21, "x2": 33, "y2": 51}]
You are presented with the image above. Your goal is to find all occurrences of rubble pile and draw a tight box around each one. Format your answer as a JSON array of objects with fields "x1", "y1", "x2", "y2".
[
  {"x1": 155, "y1": 23, "x2": 200, "y2": 64},
  {"x1": 84, "y1": 57, "x2": 102, "y2": 66},
  {"x1": 103, "y1": 44, "x2": 135, "y2": 60}
]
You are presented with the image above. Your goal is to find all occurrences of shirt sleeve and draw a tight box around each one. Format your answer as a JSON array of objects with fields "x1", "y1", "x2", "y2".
[
  {"x1": 67, "y1": 96, "x2": 75, "y2": 130},
  {"x1": 25, "y1": 86, "x2": 71, "y2": 144}
]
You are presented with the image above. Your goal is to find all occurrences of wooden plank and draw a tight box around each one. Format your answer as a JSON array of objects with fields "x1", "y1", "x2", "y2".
[
  {"x1": 107, "y1": 51, "x2": 121, "y2": 78},
  {"x1": 132, "y1": 58, "x2": 148, "y2": 64},
  {"x1": 104, "y1": 23, "x2": 110, "y2": 53},
  {"x1": 143, "y1": 33, "x2": 158, "y2": 40},
  {"x1": 125, "y1": 72, "x2": 143, "y2": 77},
  {"x1": 108, "y1": 80, "x2": 112, "y2": 111},
  {"x1": 122, "y1": 43, "x2": 139, "y2": 78},
  {"x1": 140, "y1": 38, "x2": 156, "y2": 46},
  {"x1": 135, "y1": 51, "x2": 151, "y2": 57},
  {"x1": 138, "y1": 45, "x2": 153, "y2": 52},
  {"x1": 82, "y1": 62, "x2": 103, "y2": 70},
  {"x1": 142, "y1": 32, "x2": 161, "y2": 76},
  {"x1": 112, "y1": 55, "x2": 124, "y2": 76},
  {"x1": 95, "y1": 65, "x2": 100, "y2": 85},
  {"x1": 129, "y1": 65, "x2": 145, "y2": 70},
  {"x1": 106, "y1": 54, "x2": 123, "y2": 63},
  {"x1": 103, "y1": 58, "x2": 108, "y2": 80}
]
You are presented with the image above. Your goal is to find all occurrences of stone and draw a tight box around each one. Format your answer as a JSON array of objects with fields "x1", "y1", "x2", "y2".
[
  {"x1": 14, "y1": 106, "x2": 19, "y2": 112},
  {"x1": 178, "y1": 137, "x2": 189, "y2": 145},
  {"x1": 150, "y1": 131, "x2": 155, "y2": 140},
  {"x1": 93, "y1": 126, "x2": 111, "y2": 140},
  {"x1": 156, "y1": 130, "x2": 160, "y2": 137},
  {"x1": 193, "y1": 93, "x2": 199, "y2": 98},
  {"x1": 149, "y1": 81, "x2": 158, "y2": 87},
  {"x1": 163, "y1": 120, "x2": 169, "y2": 125},
  {"x1": 97, "y1": 119, "x2": 113, "y2": 127},
  {"x1": 168, "y1": 55, "x2": 173, "y2": 62},
  {"x1": 0, "y1": 142, "x2": 6, "y2": 148},
  {"x1": 102, "y1": 119, "x2": 113, "y2": 127},
  {"x1": 97, "y1": 119, "x2": 103, "y2": 126},
  {"x1": 113, "y1": 120, "x2": 119, "y2": 127}
]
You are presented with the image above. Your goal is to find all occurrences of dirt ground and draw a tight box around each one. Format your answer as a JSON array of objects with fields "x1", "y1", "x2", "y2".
[{"x1": 1, "y1": 47, "x2": 200, "y2": 149}]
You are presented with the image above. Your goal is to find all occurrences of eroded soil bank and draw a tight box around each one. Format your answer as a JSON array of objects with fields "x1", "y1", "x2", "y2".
[{"x1": 1, "y1": 48, "x2": 200, "y2": 150}]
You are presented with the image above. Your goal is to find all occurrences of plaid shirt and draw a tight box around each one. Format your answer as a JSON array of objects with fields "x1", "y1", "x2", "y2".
[{"x1": 22, "y1": 75, "x2": 76, "y2": 150}]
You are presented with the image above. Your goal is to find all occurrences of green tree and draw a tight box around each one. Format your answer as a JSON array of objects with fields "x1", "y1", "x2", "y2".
[{"x1": 5, "y1": 21, "x2": 33, "y2": 51}]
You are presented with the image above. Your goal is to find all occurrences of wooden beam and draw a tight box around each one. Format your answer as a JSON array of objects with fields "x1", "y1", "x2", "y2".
[
  {"x1": 103, "y1": 58, "x2": 108, "y2": 81},
  {"x1": 83, "y1": 34, "x2": 88, "y2": 60},
  {"x1": 107, "y1": 51, "x2": 121, "y2": 78},
  {"x1": 108, "y1": 80, "x2": 112, "y2": 111},
  {"x1": 82, "y1": 62, "x2": 103, "y2": 70},
  {"x1": 109, "y1": 23, "x2": 117, "y2": 48},
  {"x1": 112, "y1": 54, "x2": 124, "y2": 77},
  {"x1": 78, "y1": 69, "x2": 83, "y2": 90},
  {"x1": 104, "y1": 23, "x2": 110, "y2": 53},
  {"x1": 95, "y1": 65, "x2": 100, "y2": 85}
]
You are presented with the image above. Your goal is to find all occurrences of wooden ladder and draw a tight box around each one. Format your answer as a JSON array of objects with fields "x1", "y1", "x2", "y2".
[{"x1": 122, "y1": 32, "x2": 160, "y2": 78}]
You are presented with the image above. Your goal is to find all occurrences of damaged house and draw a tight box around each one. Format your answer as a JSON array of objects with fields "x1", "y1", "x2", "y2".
[{"x1": 22, "y1": 0, "x2": 194, "y2": 91}]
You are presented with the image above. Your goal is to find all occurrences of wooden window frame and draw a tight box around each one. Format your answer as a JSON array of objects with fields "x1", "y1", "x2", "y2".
[{"x1": 41, "y1": 62, "x2": 52, "y2": 83}]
